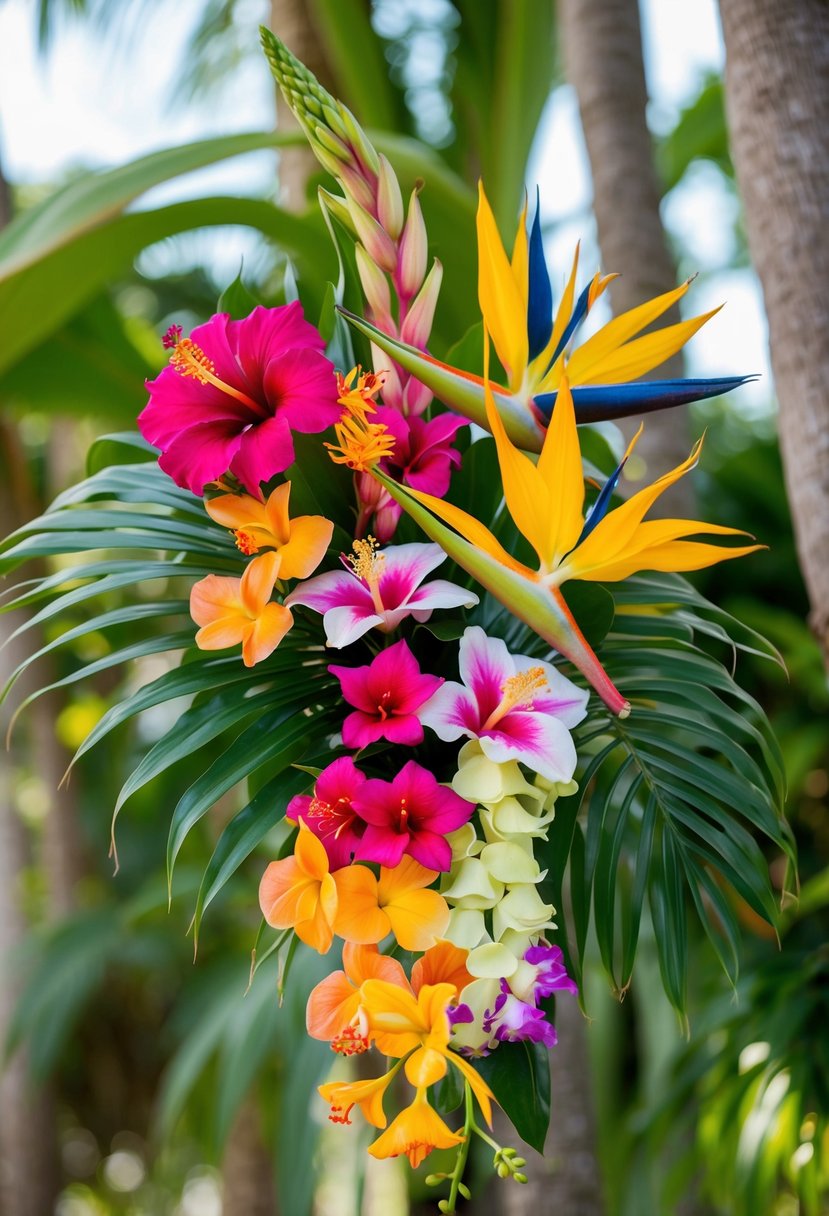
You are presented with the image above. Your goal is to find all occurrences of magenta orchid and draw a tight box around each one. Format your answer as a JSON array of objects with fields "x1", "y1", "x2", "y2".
[
  {"x1": 483, "y1": 983, "x2": 559, "y2": 1048},
  {"x1": 352, "y1": 760, "x2": 475, "y2": 872},
  {"x1": 522, "y1": 944, "x2": 579, "y2": 1001},
  {"x1": 329, "y1": 639, "x2": 443, "y2": 749},
  {"x1": 284, "y1": 540, "x2": 479, "y2": 649},
  {"x1": 139, "y1": 303, "x2": 340, "y2": 496},
  {"x1": 287, "y1": 756, "x2": 367, "y2": 870},
  {"x1": 362, "y1": 408, "x2": 466, "y2": 542},
  {"x1": 420, "y1": 626, "x2": 589, "y2": 784}
]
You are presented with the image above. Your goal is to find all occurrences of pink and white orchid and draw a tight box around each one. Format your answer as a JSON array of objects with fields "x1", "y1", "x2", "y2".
[
  {"x1": 420, "y1": 626, "x2": 589, "y2": 784},
  {"x1": 329, "y1": 639, "x2": 443, "y2": 749},
  {"x1": 285, "y1": 540, "x2": 478, "y2": 649}
]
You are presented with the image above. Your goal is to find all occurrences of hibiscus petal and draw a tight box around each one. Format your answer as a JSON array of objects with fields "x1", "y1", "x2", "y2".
[
  {"x1": 263, "y1": 346, "x2": 340, "y2": 433},
  {"x1": 140, "y1": 366, "x2": 249, "y2": 448},
  {"x1": 227, "y1": 302, "x2": 325, "y2": 392},
  {"x1": 359, "y1": 825, "x2": 410, "y2": 868},
  {"x1": 230, "y1": 415, "x2": 297, "y2": 495},
  {"x1": 406, "y1": 829, "x2": 452, "y2": 872},
  {"x1": 158, "y1": 420, "x2": 243, "y2": 495},
  {"x1": 480, "y1": 711, "x2": 578, "y2": 784}
]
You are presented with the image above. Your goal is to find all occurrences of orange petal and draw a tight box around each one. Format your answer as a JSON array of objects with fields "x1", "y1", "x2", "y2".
[
  {"x1": 205, "y1": 492, "x2": 268, "y2": 532},
  {"x1": 332, "y1": 866, "x2": 389, "y2": 944},
  {"x1": 450, "y1": 1051, "x2": 495, "y2": 1126},
  {"x1": 405, "y1": 1045, "x2": 448, "y2": 1089},
  {"x1": 194, "y1": 616, "x2": 248, "y2": 652},
  {"x1": 241, "y1": 602, "x2": 293, "y2": 666},
  {"x1": 259, "y1": 857, "x2": 308, "y2": 926},
  {"x1": 306, "y1": 971, "x2": 360, "y2": 1040},
  {"x1": 367, "y1": 1095, "x2": 464, "y2": 1166},
  {"x1": 384, "y1": 888, "x2": 450, "y2": 952},
  {"x1": 343, "y1": 942, "x2": 411, "y2": 991},
  {"x1": 295, "y1": 821, "x2": 332, "y2": 882},
  {"x1": 377, "y1": 855, "x2": 438, "y2": 902},
  {"x1": 411, "y1": 940, "x2": 472, "y2": 997},
  {"x1": 277, "y1": 514, "x2": 334, "y2": 580},
  {"x1": 190, "y1": 574, "x2": 244, "y2": 626},
  {"x1": 295, "y1": 900, "x2": 334, "y2": 954},
  {"x1": 240, "y1": 550, "x2": 281, "y2": 614},
  {"x1": 264, "y1": 481, "x2": 292, "y2": 545}
]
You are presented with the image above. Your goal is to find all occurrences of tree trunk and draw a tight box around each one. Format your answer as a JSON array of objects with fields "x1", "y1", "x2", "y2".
[
  {"x1": 268, "y1": 0, "x2": 336, "y2": 211},
  {"x1": 718, "y1": 0, "x2": 829, "y2": 663},
  {"x1": 221, "y1": 1099, "x2": 278, "y2": 1216},
  {"x1": 560, "y1": 0, "x2": 695, "y2": 513}
]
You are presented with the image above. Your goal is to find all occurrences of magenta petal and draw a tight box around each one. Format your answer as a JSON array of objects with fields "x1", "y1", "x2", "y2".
[
  {"x1": 375, "y1": 543, "x2": 447, "y2": 608},
  {"x1": 406, "y1": 830, "x2": 452, "y2": 872},
  {"x1": 357, "y1": 825, "x2": 409, "y2": 868},
  {"x1": 157, "y1": 420, "x2": 243, "y2": 494},
  {"x1": 351, "y1": 778, "x2": 396, "y2": 826},
  {"x1": 341, "y1": 711, "x2": 390, "y2": 749},
  {"x1": 227, "y1": 302, "x2": 325, "y2": 391},
  {"x1": 481, "y1": 711, "x2": 578, "y2": 784},
  {"x1": 262, "y1": 347, "x2": 340, "y2": 434},
  {"x1": 286, "y1": 571, "x2": 372, "y2": 615},
  {"x1": 189, "y1": 312, "x2": 253, "y2": 390},
  {"x1": 378, "y1": 715, "x2": 426, "y2": 745},
  {"x1": 139, "y1": 367, "x2": 250, "y2": 448},
  {"x1": 329, "y1": 663, "x2": 378, "y2": 714},
  {"x1": 229, "y1": 415, "x2": 296, "y2": 494}
]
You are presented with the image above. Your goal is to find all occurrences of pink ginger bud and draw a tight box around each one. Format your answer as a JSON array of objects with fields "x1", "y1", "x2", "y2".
[
  {"x1": 370, "y1": 341, "x2": 404, "y2": 408},
  {"x1": 346, "y1": 197, "x2": 398, "y2": 274},
  {"x1": 318, "y1": 187, "x2": 355, "y2": 235},
  {"x1": 376, "y1": 154, "x2": 404, "y2": 240},
  {"x1": 400, "y1": 258, "x2": 443, "y2": 348},
  {"x1": 339, "y1": 163, "x2": 377, "y2": 214},
  {"x1": 356, "y1": 244, "x2": 394, "y2": 330},
  {"x1": 397, "y1": 188, "x2": 428, "y2": 297},
  {"x1": 402, "y1": 376, "x2": 433, "y2": 417}
]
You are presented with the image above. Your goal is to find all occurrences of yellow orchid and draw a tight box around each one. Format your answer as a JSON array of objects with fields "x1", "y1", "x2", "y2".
[
  {"x1": 370, "y1": 353, "x2": 761, "y2": 716},
  {"x1": 205, "y1": 480, "x2": 332, "y2": 576}
]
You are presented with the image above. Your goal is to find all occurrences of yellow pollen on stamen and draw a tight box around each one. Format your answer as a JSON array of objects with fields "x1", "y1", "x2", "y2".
[
  {"x1": 168, "y1": 335, "x2": 263, "y2": 413},
  {"x1": 346, "y1": 537, "x2": 386, "y2": 615},
  {"x1": 482, "y1": 666, "x2": 548, "y2": 731},
  {"x1": 234, "y1": 529, "x2": 260, "y2": 555}
]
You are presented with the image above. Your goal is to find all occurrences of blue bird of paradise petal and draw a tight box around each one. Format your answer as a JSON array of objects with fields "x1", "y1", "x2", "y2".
[
  {"x1": 527, "y1": 188, "x2": 553, "y2": 360},
  {"x1": 534, "y1": 376, "x2": 759, "y2": 426}
]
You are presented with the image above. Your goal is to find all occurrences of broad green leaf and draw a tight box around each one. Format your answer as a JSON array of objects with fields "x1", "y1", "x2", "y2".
[{"x1": 474, "y1": 1039, "x2": 551, "y2": 1152}]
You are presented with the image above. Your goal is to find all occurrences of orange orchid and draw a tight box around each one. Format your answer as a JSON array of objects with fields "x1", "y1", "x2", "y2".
[
  {"x1": 189, "y1": 550, "x2": 293, "y2": 667},
  {"x1": 367, "y1": 1088, "x2": 465, "y2": 1167},
  {"x1": 205, "y1": 480, "x2": 333, "y2": 574},
  {"x1": 306, "y1": 942, "x2": 410, "y2": 1047},
  {"x1": 259, "y1": 822, "x2": 338, "y2": 953},
  {"x1": 306, "y1": 939, "x2": 472, "y2": 1049},
  {"x1": 319, "y1": 1065, "x2": 402, "y2": 1129},
  {"x1": 332, "y1": 855, "x2": 450, "y2": 952},
  {"x1": 360, "y1": 979, "x2": 494, "y2": 1124}
]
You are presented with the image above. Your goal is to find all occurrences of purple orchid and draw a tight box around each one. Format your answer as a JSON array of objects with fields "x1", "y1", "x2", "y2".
[
  {"x1": 329, "y1": 639, "x2": 443, "y2": 749},
  {"x1": 484, "y1": 983, "x2": 559, "y2": 1048},
  {"x1": 286, "y1": 756, "x2": 367, "y2": 870},
  {"x1": 523, "y1": 943, "x2": 579, "y2": 1001},
  {"x1": 284, "y1": 540, "x2": 478, "y2": 649},
  {"x1": 420, "y1": 625, "x2": 589, "y2": 784},
  {"x1": 352, "y1": 759, "x2": 475, "y2": 872},
  {"x1": 139, "y1": 304, "x2": 340, "y2": 496}
]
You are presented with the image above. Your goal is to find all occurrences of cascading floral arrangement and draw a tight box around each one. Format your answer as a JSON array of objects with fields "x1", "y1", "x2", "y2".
[{"x1": 0, "y1": 30, "x2": 795, "y2": 1213}]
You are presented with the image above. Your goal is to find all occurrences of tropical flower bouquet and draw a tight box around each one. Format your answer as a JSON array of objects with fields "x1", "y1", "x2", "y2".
[{"x1": 0, "y1": 31, "x2": 793, "y2": 1212}]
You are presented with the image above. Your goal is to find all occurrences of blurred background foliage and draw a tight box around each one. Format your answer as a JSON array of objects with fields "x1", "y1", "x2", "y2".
[{"x1": 0, "y1": 2, "x2": 826, "y2": 1215}]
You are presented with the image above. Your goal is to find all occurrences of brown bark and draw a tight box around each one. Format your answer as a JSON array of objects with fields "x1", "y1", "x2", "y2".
[
  {"x1": 719, "y1": 0, "x2": 829, "y2": 662},
  {"x1": 560, "y1": 0, "x2": 695, "y2": 513},
  {"x1": 221, "y1": 1099, "x2": 278, "y2": 1216}
]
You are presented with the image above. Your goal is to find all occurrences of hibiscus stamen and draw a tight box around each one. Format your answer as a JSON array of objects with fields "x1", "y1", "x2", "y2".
[
  {"x1": 345, "y1": 537, "x2": 386, "y2": 615},
  {"x1": 164, "y1": 327, "x2": 264, "y2": 415},
  {"x1": 306, "y1": 794, "x2": 355, "y2": 841},
  {"x1": 331, "y1": 1024, "x2": 370, "y2": 1056},
  {"x1": 327, "y1": 1101, "x2": 355, "y2": 1125},
  {"x1": 234, "y1": 529, "x2": 260, "y2": 555},
  {"x1": 482, "y1": 666, "x2": 548, "y2": 731}
]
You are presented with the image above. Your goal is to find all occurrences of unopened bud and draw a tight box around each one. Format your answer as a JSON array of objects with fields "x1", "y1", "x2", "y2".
[
  {"x1": 400, "y1": 257, "x2": 443, "y2": 348},
  {"x1": 502, "y1": 1148, "x2": 517, "y2": 1159},
  {"x1": 346, "y1": 197, "x2": 398, "y2": 274},
  {"x1": 512, "y1": 1156, "x2": 526, "y2": 1168},
  {"x1": 458, "y1": 1182, "x2": 472, "y2": 1199},
  {"x1": 497, "y1": 1162, "x2": 511, "y2": 1179},
  {"x1": 514, "y1": 1172, "x2": 528, "y2": 1184},
  {"x1": 402, "y1": 376, "x2": 432, "y2": 417},
  {"x1": 397, "y1": 188, "x2": 428, "y2": 296},
  {"x1": 438, "y1": 1201, "x2": 451, "y2": 1214},
  {"x1": 371, "y1": 343, "x2": 403, "y2": 407},
  {"x1": 339, "y1": 106, "x2": 380, "y2": 174},
  {"x1": 424, "y1": 1174, "x2": 445, "y2": 1187},
  {"x1": 320, "y1": 102, "x2": 349, "y2": 142},
  {"x1": 314, "y1": 123, "x2": 350, "y2": 162},
  {"x1": 376, "y1": 154, "x2": 404, "y2": 239},
  {"x1": 318, "y1": 188, "x2": 355, "y2": 235},
  {"x1": 356, "y1": 244, "x2": 393, "y2": 322},
  {"x1": 340, "y1": 163, "x2": 377, "y2": 214},
  {"x1": 314, "y1": 144, "x2": 349, "y2": 180}
]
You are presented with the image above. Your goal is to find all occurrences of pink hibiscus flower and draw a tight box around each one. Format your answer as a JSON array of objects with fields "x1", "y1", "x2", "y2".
[
  {"x1": 420, "y1": 625, "x2": 589, "y2": 784},
  {"x1": 352, "y1": 760, "x2": 474, "y2": 871},
  {"x1": 287, "y1": 756, "x2": 367, "y2": 871},
  {"x1": 329, "y1": 639, "x2": 443, "y2": 749},
  {"x1": 139, "y1": 303, "x2": 340, "y2": 496},
  {"x1": 284, "y1": 539, "x2": 478, "y2": 649}
]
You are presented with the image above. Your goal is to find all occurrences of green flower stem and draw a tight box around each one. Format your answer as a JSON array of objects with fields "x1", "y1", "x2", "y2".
[{"x1": 442, "y1": 1081, "x2": 475, "y2": 1214}]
